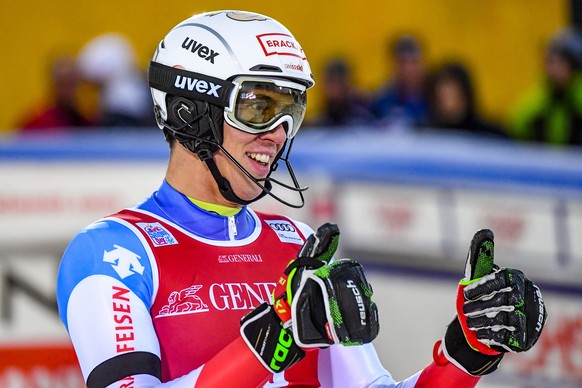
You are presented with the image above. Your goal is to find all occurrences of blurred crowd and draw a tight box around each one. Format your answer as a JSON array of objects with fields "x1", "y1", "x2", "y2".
[
  {"x1": 17, "y1": 33, "x2": 155, "y2": 132},
  {"x1": 308, "y1": 27, "x2": 582, "y2": 147},
  {"x1": 16, "y1": 27, "x2": 582, "y2": 147}
]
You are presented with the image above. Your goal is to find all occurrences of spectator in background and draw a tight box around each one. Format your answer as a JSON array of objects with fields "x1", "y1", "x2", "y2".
[
  {"x1": 510, "y1": 27, "x2": 582, "y2": 146},
  {"x1": 423, "y1": 61, "x2": 508, "y2": 138},
  {"x1": 307, "y1": 57, "x2": 374, "y2": 127},
  {"x1": 371, "y1": 34, "x2": 428, "y2": 129},
  {"x1": 78, "y1": 33, "x2": 155, "y2": 128},
  {"x1": 18, "y1": 55, "x2": 93, "y2": 131}
]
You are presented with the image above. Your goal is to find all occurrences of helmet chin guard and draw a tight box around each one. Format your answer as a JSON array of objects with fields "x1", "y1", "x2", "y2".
[{"x1": 148, "y1": 10, "x2": 314, "y2": 208}]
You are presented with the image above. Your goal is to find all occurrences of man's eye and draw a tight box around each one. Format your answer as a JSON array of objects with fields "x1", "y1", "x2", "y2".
[{"x1": 249, "y1": 99, "x2": 269, "y2": 112}]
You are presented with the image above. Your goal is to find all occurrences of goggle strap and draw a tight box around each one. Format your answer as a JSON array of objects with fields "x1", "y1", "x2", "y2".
[
  {"x1": 200, "y1": 150, "x2": 263, "y2": 205},
  {"x1": 148, "y1": 61, "x2": 234, "y2": 107}
]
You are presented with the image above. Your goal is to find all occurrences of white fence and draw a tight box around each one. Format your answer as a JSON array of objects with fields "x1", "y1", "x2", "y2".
[{"x1": 1, "y1": 128, "x2": 581, "y2": 386}]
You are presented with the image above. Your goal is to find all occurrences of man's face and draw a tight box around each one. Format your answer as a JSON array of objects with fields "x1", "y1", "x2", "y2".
[
  {"x1": 214, "y1": 122, "x2": 287, "y2": 202},
  {"x1": 545, "y1": 52, "x2": 574, "y2": 90},
  {"x1": 395, "y1": 55, "x2": 425, "y2": 93},
  {"x1": 434, "y1": 78, "x2": 467, "y2": 124}
]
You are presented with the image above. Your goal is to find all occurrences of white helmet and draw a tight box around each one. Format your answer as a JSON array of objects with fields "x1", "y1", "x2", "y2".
[
  {"x1": 147, "y1": 10, "x2": 314, "y2": 207},
  {"x1": 149, "y1": 10, "x2": 314, "y2": 139}
]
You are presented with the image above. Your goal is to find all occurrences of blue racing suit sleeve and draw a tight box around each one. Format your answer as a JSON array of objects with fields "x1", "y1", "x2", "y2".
[
  {"x1": 57, "y1": 218, "x2": 156, "y2": 330},
  {"x1": 55, "y1": 217, "x2": 167, "y2": 386}
]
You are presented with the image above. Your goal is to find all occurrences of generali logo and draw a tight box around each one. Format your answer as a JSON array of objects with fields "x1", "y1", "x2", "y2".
[
  {"x1": 218, "y1": 254, "x2": 263, "y2": 263},
  {"x1": 155, "y1": 282, "x2": 276, "y2": 317},
  {"x1": 156, "y1": 285, "x2": 209, "y2": 317},
  {"x1": 256, "y1": 33, "x2": 306, "y2": 59}
]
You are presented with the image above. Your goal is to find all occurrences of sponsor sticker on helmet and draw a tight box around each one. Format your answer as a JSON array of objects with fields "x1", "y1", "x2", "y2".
[
  {"x1": 265, "y1": 220, "x2": 303, "y2": 244},
  {"x1": 224, "y1": 11, "x2": 269, "y2": 21},
  {"x1": 256, "y1": 33, "x2": 306, "y2": 59},
  {"x1": 181, "y1": 37, "x2": 220, "y2": 64},
  {"x1": 137, "y1": 222, "x2": 178, "y2": 246}
]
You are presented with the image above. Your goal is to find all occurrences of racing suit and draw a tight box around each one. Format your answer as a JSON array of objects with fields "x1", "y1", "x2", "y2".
[{"x1": 56, "y1": 180, "x2": 477, "y2": 387}]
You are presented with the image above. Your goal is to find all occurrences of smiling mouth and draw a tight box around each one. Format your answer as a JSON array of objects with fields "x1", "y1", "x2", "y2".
[{"x1": 246, "y1": 152, "x2": 271, "y2": 166}]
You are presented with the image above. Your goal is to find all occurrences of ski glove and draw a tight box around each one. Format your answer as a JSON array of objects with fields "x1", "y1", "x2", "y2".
[
  {"x1": 273, "y1": 223, "x2": 380, "y2": 348},
  {"x1": 240, "y1": 302, "x2": 305, "y2": 373},
  {"x1": 239, "y1": 222, "x2": 337, "y2": 374},
  {"x1": 240, "y1": 223, "x2": 379, "y2": 373},
  {"x1": 444, "y1": 229, "x2": 548, "y2": 376}
]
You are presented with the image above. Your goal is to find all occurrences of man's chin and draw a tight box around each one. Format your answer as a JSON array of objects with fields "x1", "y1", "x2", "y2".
[
  {"x1": 241, "y1": 188, "x2": 264, "y2": 202},
  {"x1": 224, "y1": 171, "x2": 267, "y2": 203},
  {"x1": 230, "y1": 181, "x2": 264, "y2": 203}
]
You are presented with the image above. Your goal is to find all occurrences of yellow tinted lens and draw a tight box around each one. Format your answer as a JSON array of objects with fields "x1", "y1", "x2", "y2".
[{"x1": 235, "y1": 82, "x2": 305, "y2": 129}]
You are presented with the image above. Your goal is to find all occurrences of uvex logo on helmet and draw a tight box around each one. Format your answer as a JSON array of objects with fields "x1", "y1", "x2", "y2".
[{"x1": 181, "y1": 37, "x2": 220, "y2": 64}]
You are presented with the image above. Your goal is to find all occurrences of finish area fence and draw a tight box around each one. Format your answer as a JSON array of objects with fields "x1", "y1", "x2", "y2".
[{"x1": 1, "y1": 127, "x2": 581, "y2": 386}]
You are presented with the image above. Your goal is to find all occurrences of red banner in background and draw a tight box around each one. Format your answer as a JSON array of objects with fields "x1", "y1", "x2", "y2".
[
  {"x1": 501, "y1": 309, "x2": 582, "y2": 384},
  {"x1": 0, "y1": 344, "x2": 84, "y2": 388}
]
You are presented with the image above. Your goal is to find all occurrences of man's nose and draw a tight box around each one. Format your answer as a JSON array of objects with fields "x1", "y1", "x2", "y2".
[{"x1": 260, "y1": 124, "x2": 287, "y2": 144}]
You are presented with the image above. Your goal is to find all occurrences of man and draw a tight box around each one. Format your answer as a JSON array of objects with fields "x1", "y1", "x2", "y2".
[
  {"x1": 511, "y1": 27, "x2": 582, "y2": 145},
  {"x1": 371, "y1": 35, "x2": 428, "y2": 129},
  {"x1": 77, "y1": 33, "x2": 155, "y2": 127},
  {"x1": 307, "y1": 57, "x2": 374, "y2": 127},
  {"x1": 18, "y1": 55, "x2": 93, "y2": 131},
  {"x1": 57, "y1": 10, "x2": 547, "y2": 387}
]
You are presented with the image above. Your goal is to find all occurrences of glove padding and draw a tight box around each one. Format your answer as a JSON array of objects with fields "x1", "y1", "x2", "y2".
[
  {"x1": 240, "y1": 222, "x2": 340, "y2": 373},
  {"x1": 273, "y1": 223, "x2": 379, "y2": 348},
  {"x1": 444, "y1": 229, "x2": 548, "y2": 375},
  {"x1": 462, "y1": 267, "x2": 547, "y2": 353},
  {"x1": 292, "y1": 258, "x2": 379, "y2": 347},
  {"x1": 240, "y1": 302, "x2": 305, "y2": 373}
]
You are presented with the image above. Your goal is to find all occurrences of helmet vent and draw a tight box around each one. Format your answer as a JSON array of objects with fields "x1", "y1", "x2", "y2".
[{"x1": 249, "y1": 64, "x2": 283, "y2": 73}]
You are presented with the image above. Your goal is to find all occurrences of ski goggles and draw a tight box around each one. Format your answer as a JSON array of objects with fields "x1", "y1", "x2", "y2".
[{"x1": 225, "y1": 77, "x2": 307, "y2": 139}]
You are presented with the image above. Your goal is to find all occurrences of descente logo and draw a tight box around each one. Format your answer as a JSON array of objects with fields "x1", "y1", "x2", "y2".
[{"x1": 174, "y1": 76, "x2": 222, "y2": 97}]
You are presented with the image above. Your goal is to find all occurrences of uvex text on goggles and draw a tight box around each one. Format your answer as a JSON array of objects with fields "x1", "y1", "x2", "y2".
[{"x1": 148, "y1": 62, "x2": 307, "y2": 138}]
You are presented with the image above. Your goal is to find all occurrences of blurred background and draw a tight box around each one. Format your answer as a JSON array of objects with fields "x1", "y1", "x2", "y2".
[
  {"x1": 0, "y1": 0, "x2": 571, "y2": 132},
  {"x1": 1, "y1": 1, "x2": 582, "y2": 387}
]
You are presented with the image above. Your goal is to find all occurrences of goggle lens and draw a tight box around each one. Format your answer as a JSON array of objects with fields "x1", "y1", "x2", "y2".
[{"x1": 230, "y1": 79, "x2": 307, "y2": 138}]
